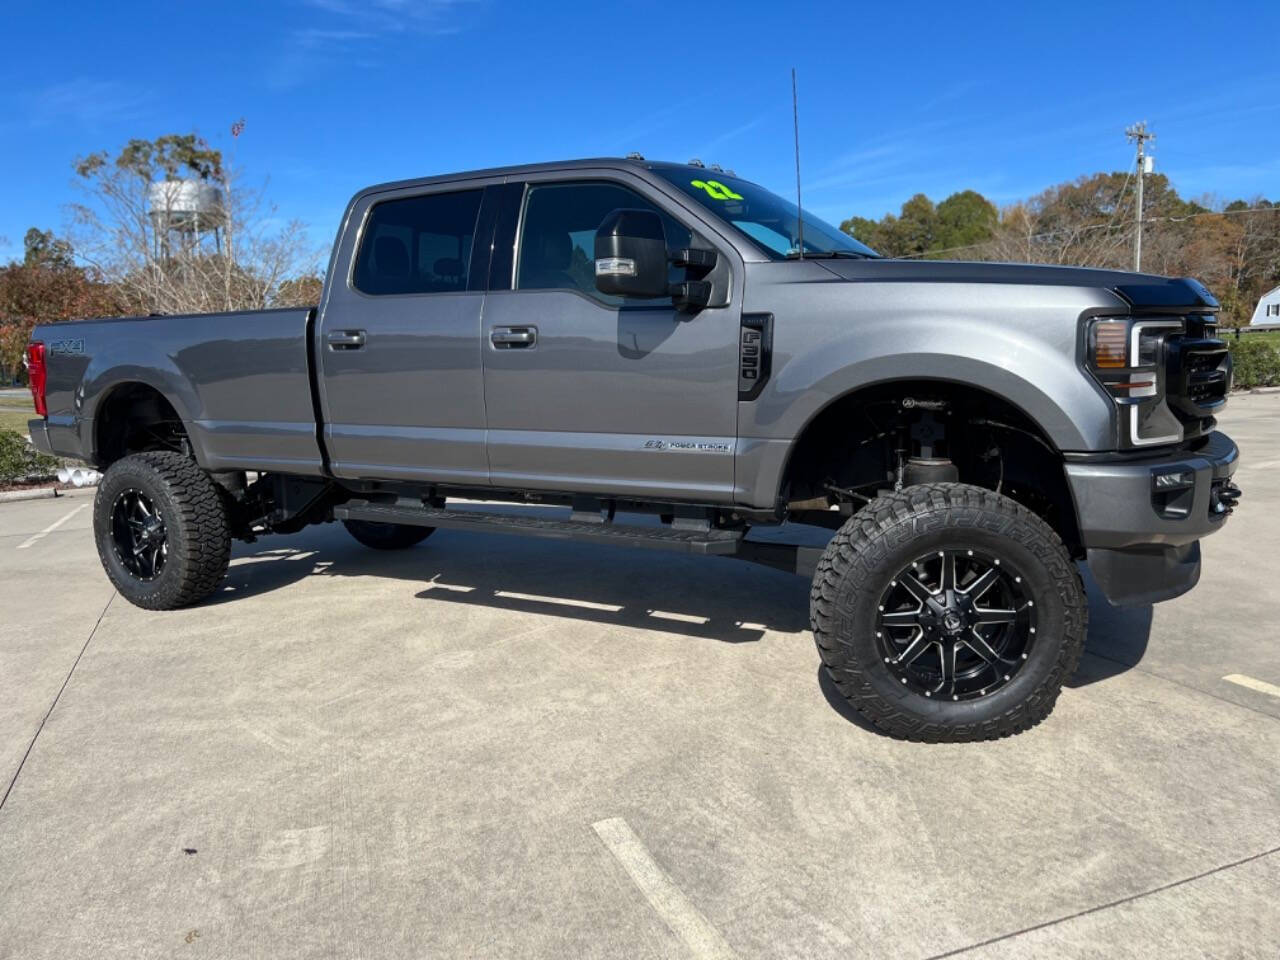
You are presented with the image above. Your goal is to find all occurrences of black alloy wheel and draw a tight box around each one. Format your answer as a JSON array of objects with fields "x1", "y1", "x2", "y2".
[
  {"x1": 94, "y1": 451, "x2": 231, "y2": 610},
  {"x1": 110, "y1": 489, "x2": 168, "y2": 581},
  {"x1": 876, "y1": 548, "x2": 1037, "y2": 701},
  {"x1": 811, "y1": 483, "x2": 1087, "y2": 742}
]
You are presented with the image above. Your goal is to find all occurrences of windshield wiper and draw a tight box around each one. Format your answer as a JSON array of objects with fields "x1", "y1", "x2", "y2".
[{"x1": 785, "y1": 249, "x2": 875, "y2": 260}]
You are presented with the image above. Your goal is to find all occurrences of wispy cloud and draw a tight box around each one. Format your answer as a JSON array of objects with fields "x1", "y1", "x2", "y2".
[
  {"x1": 271, "y1": 0, "x2": 479, "y2": 88},
  {"x1": 294, "y1": 27, "x2": 376, "y2": 47},
  {"x1": 27, "y1": 78, "x2": 151, "y2": 127},
  {"x1": 692, "y1": 116, "x2": 768, "y2": 163},
  {"x1": 601, "y1": 105, "x2": 683, "y2": 152},
  {"x1": 915, "y1": 79, "x2": 983, "y2": 115},
  {"x1": 300, "y1": 0, "x2": 479, "y2": 34}
]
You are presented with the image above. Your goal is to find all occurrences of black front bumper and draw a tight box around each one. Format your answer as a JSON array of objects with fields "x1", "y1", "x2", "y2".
[{"x1": 1065, "y1": 431, "x2": 1240, "y2": 606}]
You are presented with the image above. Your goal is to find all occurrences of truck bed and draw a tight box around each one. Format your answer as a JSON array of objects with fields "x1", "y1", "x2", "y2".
[{"x1": 32, "y1": 307, "x2": 325, "y2": 476}]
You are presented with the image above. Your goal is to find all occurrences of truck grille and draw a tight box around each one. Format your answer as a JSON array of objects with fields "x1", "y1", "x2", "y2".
[{"x1": 1165, "y1": 315, "x2": 1229, "y2": 421}]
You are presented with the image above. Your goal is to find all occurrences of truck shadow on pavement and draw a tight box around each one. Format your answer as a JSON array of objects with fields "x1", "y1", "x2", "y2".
[
  {"x1": 212, "y1": 526, "x2": 1152, "y2": 712},
  {"x1": 1068, "y1": 570, "x2": 1153, "y2": 688},
  {"x1": 213, "y1": 522, "x2": 813, "y2": 644}
]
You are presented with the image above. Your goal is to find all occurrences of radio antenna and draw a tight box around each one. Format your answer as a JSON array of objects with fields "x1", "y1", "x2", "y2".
[{"x1": 792, "y1": 68, "x2": 804, "y2": 259}]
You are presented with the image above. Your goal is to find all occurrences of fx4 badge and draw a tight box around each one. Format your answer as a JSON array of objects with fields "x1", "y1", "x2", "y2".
[{"x1": 49, "y1": 339, "x2": 86, "y2": 356}]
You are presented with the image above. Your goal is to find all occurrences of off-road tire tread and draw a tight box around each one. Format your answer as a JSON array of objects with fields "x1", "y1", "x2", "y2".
[
  {"x1": 94, "y1": 451, "x2": 231, "y2": 610},
  {"x1": 810, "y1": 482, "x2": 1086, "y2": 743}
]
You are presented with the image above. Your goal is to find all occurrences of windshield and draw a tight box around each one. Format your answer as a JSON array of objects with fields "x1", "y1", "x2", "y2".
[{"x1": 652, "y1": 168, "x2": 879, "y2": 260}]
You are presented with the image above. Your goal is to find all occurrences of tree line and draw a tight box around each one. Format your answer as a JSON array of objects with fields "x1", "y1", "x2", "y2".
[
  {"x1": 841, "y1": 172, "x2": 1280, "y2": 327},
  {"x1": 5, "y1": 137, "x2": 1279, "y2": 384}
]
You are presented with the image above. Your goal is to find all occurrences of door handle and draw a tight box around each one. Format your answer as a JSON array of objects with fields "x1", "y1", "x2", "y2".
[
  {"x1": 327, "y1": 330, "x2": 366, "y2": 350},
  {"x1": 490, "y1": 326, "x2": 537, "y2": 348}
]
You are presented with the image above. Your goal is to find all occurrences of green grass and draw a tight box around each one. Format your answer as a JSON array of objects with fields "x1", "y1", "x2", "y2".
[
  {"x1": 1233, "y1": 329, "x2": 1280, "y2": 349},
  {"x1": 0, "y1": 405, "x2": 35, "y2": 435}
]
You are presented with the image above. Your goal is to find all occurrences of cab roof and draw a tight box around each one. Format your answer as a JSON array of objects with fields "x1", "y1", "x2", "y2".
[{"x1": 355, "y1": 158, "x2": 743, "y2": 200}]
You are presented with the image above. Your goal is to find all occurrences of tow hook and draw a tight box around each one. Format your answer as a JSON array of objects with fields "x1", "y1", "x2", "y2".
[{"x1": 1210, "y1": 479, "x2": 1242, "y2": 517}]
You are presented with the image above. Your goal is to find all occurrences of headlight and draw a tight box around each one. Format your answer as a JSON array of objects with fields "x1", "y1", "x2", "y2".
[{"x1": 1087, "y1": 317, "x2": 1185, "y2": 446}]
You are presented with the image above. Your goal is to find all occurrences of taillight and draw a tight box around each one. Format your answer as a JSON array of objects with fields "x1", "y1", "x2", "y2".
[{"x1": 26, "y1": 341, "x2": 47, "y2": 417}]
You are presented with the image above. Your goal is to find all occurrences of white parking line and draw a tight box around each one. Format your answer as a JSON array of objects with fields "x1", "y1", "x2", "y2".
[
  {"x1": 495, "y1": 590, "x2": 622, "y2": 612},
  {"x1": 592, "y1": 817, "x2": 738, "y2": 960},
  {"x1": 1223, "y1": 674, "x2": 1280, "y2": 699},
  {"x1": 648, "y1": 610, "x2": 711, "y2": 625},
  {"x1": 16, "y1": 503, "x2": 88, "y2": 550}
]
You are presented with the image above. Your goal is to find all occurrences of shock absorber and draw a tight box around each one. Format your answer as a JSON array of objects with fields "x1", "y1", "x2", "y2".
[{"x1": 901, "y1": 399, "x2": 959, "y2": 486}]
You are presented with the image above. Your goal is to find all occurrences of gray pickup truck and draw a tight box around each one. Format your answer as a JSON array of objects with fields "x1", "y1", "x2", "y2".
[{"x1": 26, "y1": 157, "x2": 1241, "y2": 742}]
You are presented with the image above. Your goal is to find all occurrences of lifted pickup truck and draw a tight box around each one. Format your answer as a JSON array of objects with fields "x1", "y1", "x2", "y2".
[{"x1": 27, "y1": 157, "x2": 1241, "y2": 742}]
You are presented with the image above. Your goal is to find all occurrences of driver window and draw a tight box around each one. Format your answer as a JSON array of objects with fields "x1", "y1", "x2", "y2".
[{"x1": 515, "y1": 181, "x2": 692, "y2": 301}]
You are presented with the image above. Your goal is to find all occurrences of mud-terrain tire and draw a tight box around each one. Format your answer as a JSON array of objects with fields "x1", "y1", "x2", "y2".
[
  {"x1": 342, "y1": 519, "x2": 434, "y2": 550},
  {"x1": 93, "y1": 452, "x2": 231, "y2": 610},
  {"x1": 811, "y1": 483, "x2": 1086, "y2": 743}
]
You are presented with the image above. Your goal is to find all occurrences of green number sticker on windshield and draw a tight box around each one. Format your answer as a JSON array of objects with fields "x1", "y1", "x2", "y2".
[{"x1": 691, "y1": 179, "x2": 744, "y2": 201}]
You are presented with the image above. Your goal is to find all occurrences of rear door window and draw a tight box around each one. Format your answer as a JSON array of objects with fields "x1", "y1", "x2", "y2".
[{"x1": 354, "y1": 190, "x2": 483, "y2": 295}]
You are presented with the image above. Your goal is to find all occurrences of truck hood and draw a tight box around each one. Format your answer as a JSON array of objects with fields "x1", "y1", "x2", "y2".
[{"x1": 815, "y1": 258, "x2": 1218, "y2": 314}]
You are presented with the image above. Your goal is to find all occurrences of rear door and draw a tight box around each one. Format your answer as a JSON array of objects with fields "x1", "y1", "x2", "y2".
[
  {"x1": 480, "y1": 174, "x2": 741, "y2": 502},
  {"x1": 316, "y1": 181, "x2": 499, "y2": 484}
]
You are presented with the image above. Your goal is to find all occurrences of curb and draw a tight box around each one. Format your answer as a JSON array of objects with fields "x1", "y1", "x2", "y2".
[
  {"x1": 0, "y1": 486, "x2": 59, "y2": 503},
  {"x1": 1250, "y1": 386, "x2": 1280, "y2": 395}
]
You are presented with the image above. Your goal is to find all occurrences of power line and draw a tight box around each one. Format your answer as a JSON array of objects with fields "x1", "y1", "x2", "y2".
[{"x1": 1100, "y1": 155, "x2": 1137, "y2": 237}]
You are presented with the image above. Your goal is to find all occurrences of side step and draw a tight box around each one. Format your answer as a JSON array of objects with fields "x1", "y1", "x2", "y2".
[{"x1": 334, "y1": 500, "x2": 745, "y2": 556}]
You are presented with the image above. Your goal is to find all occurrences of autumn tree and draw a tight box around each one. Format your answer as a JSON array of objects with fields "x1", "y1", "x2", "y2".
[
  {"x1": 0, "y1": 229, "x2": 122, "y2": 383},
  {"x1": 840, "y1": 173, "x2": 1280, "y2": 325},
  {"x1": 69, "y1": 132, "x2": 319, "y2": 316}
]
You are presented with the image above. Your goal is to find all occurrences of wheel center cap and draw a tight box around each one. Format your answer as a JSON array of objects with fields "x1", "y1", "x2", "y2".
[{"x1": 942, "y1": 611, "x2": 965, "y2": 634}]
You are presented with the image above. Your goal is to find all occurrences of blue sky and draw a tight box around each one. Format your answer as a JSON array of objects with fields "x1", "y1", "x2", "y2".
[{"x1": 3, "y1": 0, "x2": 1279, "y2": 266}]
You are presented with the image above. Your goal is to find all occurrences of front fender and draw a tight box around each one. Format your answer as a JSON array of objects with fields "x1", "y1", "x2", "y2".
[
  {"x1": 769, "y1": 338, "x2": 1105, "y2": 450},
  {"x1": 733, "y1": 276, "x2": 1121, "y2": 507}
]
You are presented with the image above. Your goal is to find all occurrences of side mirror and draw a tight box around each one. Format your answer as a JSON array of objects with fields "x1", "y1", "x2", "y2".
[{"x1": 594, "y1": 209, "x2": 669, "y2": 299}]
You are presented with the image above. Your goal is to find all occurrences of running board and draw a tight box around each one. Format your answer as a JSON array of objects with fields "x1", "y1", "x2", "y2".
[{"x1": 334, "y1": 500, "x2": 745, "y2": 556}]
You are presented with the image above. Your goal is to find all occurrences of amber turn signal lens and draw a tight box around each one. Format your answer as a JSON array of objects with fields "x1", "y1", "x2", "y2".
[{"x1": 1093, "y1": 321, "x2": 1128, "y2": 369}]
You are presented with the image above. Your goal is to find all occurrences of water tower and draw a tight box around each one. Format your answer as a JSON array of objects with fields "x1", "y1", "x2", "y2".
[{"x1": 147, "y1": 179, "x2": 225, "y2": 261}]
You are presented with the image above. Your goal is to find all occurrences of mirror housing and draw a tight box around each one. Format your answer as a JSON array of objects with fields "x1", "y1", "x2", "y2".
[{"x1": 594, "y1": 209, "x2": 669, "y2": 299}]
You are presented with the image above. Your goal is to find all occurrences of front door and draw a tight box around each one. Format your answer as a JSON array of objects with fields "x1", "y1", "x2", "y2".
[
  {"x1": 480, "y1": 178, "x2": 741, "y2": 502},
  {"x1": 316, "y1": 185, "x2": 492, "y2": 484}
]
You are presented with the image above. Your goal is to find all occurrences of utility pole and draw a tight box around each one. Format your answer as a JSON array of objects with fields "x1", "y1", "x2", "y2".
[{"x1": 1126, "y1": 121, "x2": 1155, "y2": 271}]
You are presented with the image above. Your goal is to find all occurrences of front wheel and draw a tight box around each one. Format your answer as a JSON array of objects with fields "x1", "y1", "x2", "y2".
[{"x1": 810, "y1": 483, "x2": 1086, "y2": 742}]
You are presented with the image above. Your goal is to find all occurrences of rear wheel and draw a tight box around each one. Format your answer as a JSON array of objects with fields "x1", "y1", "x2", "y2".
[
  {"x1": 810, "y1": 483, "x2": 1086, "y2": 742},
  {"x1": 94, "y1": 452, "x2": 231, "y2": 610},
  {"x1": 342, "y1": 519, "x2": 434, "y2": 550}
]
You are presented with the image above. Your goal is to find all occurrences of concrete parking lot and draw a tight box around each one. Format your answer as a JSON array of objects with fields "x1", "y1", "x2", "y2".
[{"x1": 1, "y1": 395, "x2": 1278, "y2": 959}]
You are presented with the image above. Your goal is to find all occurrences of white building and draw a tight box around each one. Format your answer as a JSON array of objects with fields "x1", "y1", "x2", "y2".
[{"x1": 1253, "y1": 285, "x2": 1280, "y2": 325}]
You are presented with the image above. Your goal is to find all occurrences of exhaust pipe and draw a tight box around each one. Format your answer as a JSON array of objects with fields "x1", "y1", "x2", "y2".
[{"x1": 68, "y1": 468, "x2": 101, "y2": 488}]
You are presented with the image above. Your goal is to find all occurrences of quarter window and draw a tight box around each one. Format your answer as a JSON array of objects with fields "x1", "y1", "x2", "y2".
[
  {"x1": 354, "y1": 190, "x2": 482, "y2": 295},
  {"x1": 515, "y1": 182, "x2": 692, "y2": 300}
]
